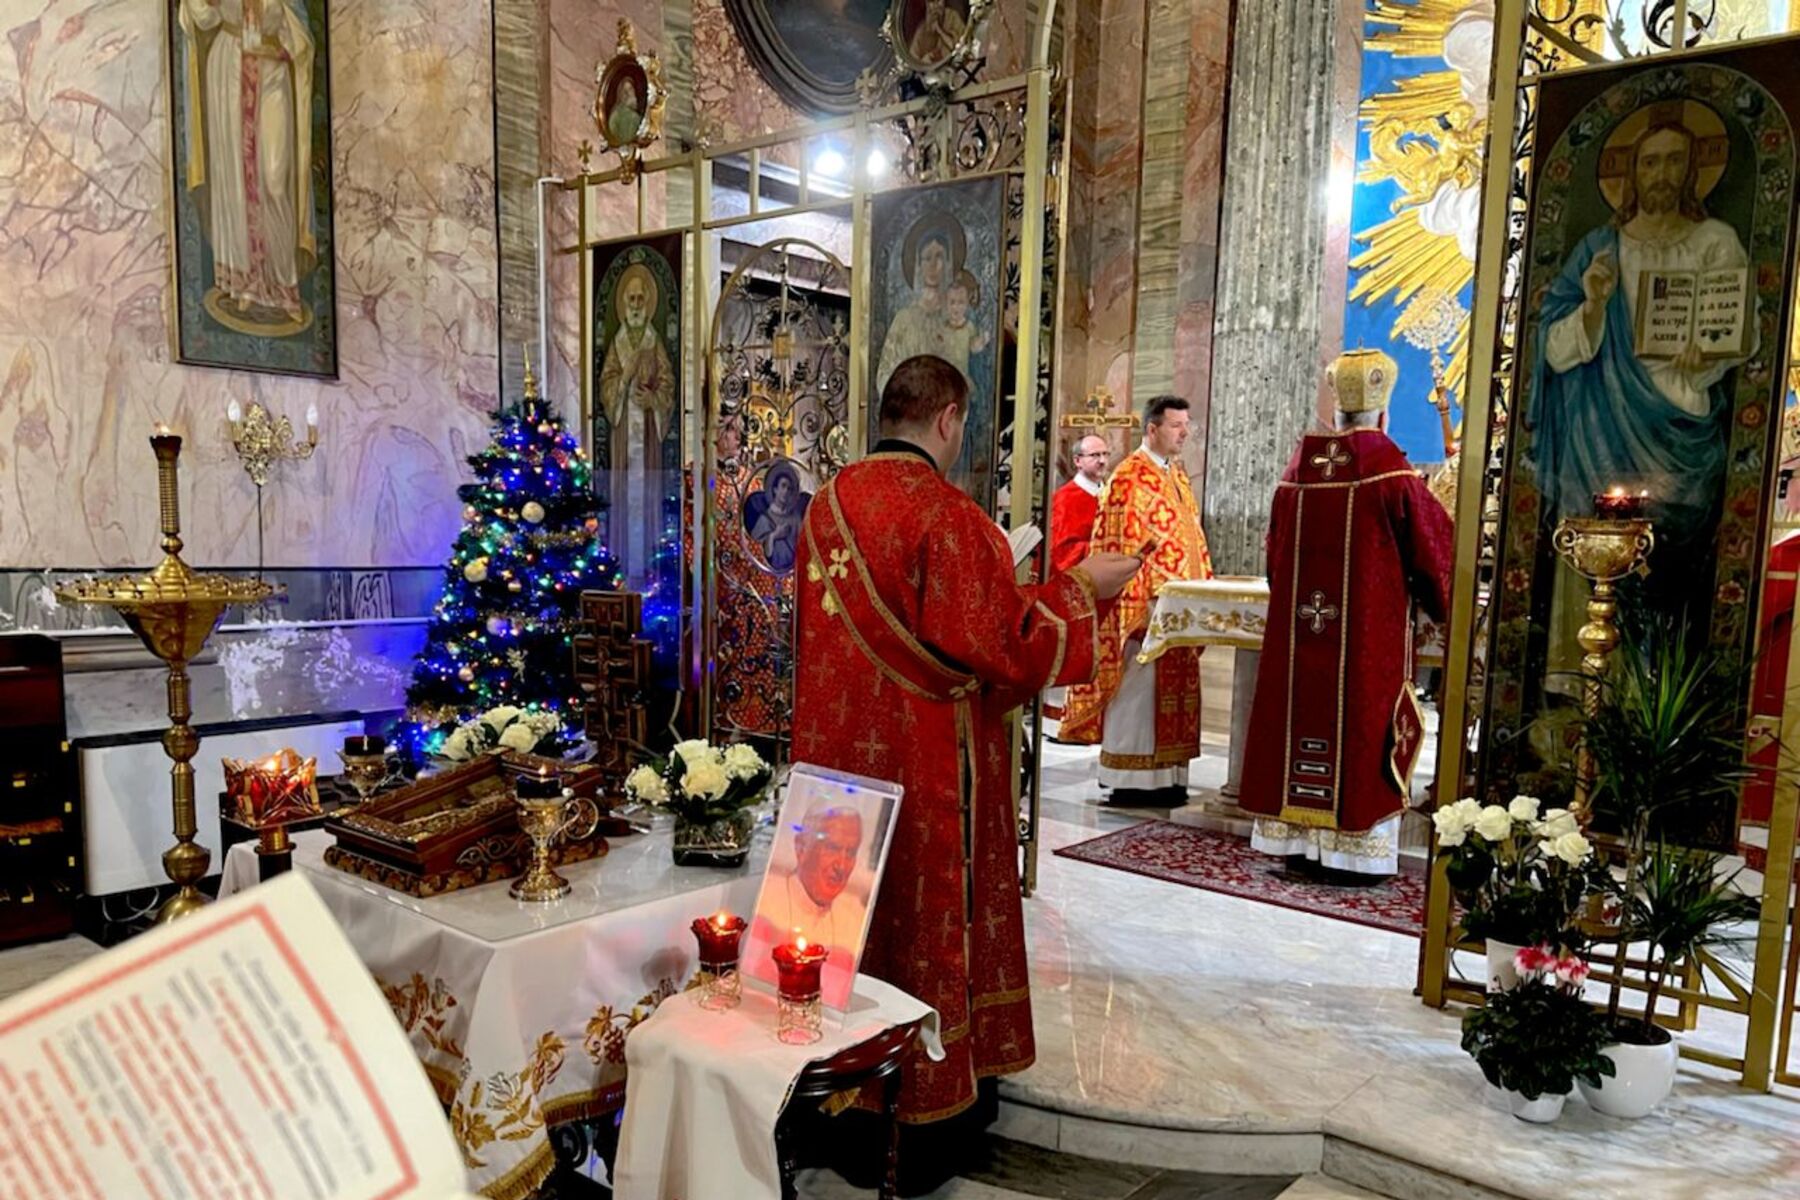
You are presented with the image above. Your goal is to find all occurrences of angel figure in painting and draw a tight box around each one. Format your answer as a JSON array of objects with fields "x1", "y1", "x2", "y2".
[
  {"x1": 179, "y1": 0, "x2": 318, "y2": 331},
  {"x1": 744, "y1": 460, "x2": 811, "y2": 574}
]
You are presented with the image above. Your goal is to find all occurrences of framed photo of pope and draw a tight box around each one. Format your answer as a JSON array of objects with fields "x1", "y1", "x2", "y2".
[
  {"x1": 743, "y1": 764, "x2": 902, "y2": 1013},
  {"x1": 164, "y1": 0, "x2": 339, "y2": 377},
  {"x1": 1482, "y1": 41, "x2": 1800, "y2": 851}
]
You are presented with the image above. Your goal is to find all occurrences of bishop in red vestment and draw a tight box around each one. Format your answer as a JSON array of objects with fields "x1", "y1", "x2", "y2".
[
  {"x1": 1241, "y1": 349, "x2": 1454, "y2": 876},
  {"x1": 793, "y1": 357, "x2": 1137, "y2": 1144}
]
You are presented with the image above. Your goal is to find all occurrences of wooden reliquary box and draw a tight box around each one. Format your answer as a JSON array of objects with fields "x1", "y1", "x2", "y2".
[{"x1": 322, "y1": 751, "x2": 613, "y2": 897}]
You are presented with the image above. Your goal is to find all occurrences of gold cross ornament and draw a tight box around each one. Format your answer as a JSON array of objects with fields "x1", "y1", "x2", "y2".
[
  {"x1": 1060, "y1": 386, "x2": 1138, "y2": 432},
  {"x1": 1310, "y1": 440, "x2": 1350, "y2": 479},
  {"x1": 1298, "y1": 590, "x2": 1340, "y2": 634}
]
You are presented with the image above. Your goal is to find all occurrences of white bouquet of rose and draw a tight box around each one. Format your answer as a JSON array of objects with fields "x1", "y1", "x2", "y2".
[
  {"x1": 440, "y1": 705, "x2": 562, "y2": 761},
  {"x1": 624, "y1": 738, "x2": 772, "y2": 825}
]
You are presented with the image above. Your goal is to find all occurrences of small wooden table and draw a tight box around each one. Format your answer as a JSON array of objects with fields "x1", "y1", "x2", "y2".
[{"x1": 776, "y1": 1018, "x2": 926, "y2": 1200}]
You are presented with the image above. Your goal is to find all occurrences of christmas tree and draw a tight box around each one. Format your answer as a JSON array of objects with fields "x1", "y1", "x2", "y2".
[{"x1": 398, "y1": 359, "x2": 621, "y2": 761}]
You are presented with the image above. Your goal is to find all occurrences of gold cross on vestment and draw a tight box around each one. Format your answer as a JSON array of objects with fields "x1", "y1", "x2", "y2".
[
  {"x1": 855, "y1": 731, "x2": 889, "y2": 762},
  {"x1": 1060, "y1": 386, "x2": 1138, "y2": 431},
  {"x1": 1310, "y1": 440, "x2": 1350, "y2": 479},
  {"x1": 1395, "y1": 719, "x2": 1418, "y2": 760},
  {"x1": 1298, "y1": 590, "x2": 1340, "y2": 634}
]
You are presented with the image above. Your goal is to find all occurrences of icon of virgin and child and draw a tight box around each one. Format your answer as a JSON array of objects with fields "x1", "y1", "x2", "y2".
[{"x1": 873, "y1": 213, "x2": 991, "y2": 398}]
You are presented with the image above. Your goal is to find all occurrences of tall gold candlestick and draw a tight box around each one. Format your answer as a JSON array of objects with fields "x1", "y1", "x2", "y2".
[
  {"x1": 59, "y1": 431, "x2": 278, "y2": 922},
  {"x1": 1551, "y1": 513, "x2": 1655, "y2": 823}
]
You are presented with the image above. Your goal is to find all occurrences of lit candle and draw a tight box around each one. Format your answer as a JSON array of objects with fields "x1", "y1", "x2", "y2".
[
  {"x1": 515, "y1": 764, "x2": 562, "y2": 799},
  {"x1": 153, "y1": 422, "x2": 173, "y2": 437},
  {"x1": 1592, "y1": 487, "x2": 1648, "y2": 520},
  {"x1": 305, "y1": 402, "x2": 318, "y2": 431},
  {"x1": 227, "y1": 399, "x2": 241, "y2": 424},
  {"x1": 771, "y1": 932, "x2": 829, "y2": 1001},
  {"x1": 690, "y1": 910, "x2": 747, "y2": 966},
  {"x1": 343, "y1": 734, "x2": 386, "y2": 757}
]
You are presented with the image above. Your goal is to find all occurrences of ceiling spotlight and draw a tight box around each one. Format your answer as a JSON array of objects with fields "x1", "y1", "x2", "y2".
[
  {"x1": 814, "y1": 148, "x2": 847, "y2": 178},
  {"x1": 867, "y1": 148, "x2": 889, "y2": 179}
]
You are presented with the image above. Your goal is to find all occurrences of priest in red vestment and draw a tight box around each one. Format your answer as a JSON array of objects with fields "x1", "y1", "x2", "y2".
[
  {"x1": 1240, "y1": 348, "x2": 1454, "y2": 879},
  {"x1": 1044, "y1": 435, "x2": 1110, "y2": 721},
  {"x1": 792, "y1": 355, "x2": 1138, "y2": 1185},
  {"x1": 1060, "y1": 397, "x2": 1214, "y2": 803}
]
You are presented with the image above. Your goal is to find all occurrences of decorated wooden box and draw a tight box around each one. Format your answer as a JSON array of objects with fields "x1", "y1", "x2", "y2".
[{"x1": 323, "y1": 751, "x2": 614, "y2": 897}]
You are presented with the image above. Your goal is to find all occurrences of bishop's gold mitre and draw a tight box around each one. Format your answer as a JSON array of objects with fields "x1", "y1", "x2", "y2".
[{"x1": 1327, "y1": 347, "x2": 1398, "y2": 414}]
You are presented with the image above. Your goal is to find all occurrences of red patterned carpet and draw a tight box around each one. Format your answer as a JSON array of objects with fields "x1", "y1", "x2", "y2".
[{"x1": 1053, "y1": 821, "x2": 1425, "y2": 936}]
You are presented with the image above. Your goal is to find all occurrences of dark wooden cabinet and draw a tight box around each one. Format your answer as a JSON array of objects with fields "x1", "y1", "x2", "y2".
[{"x1": 0, "y1": 635, "x2": 80, "y2": 947}]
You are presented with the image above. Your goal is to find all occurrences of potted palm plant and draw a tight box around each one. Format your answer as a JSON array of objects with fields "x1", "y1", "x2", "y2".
[
  {"x1": 1572, "y1": 609, "x2": 1764, "y2": 1118},
  {"x1": 1460, "y1": 946, "x2": 1615, "y2": 1122}
]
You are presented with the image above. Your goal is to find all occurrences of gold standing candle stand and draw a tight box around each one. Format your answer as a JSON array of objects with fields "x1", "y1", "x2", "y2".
[
  {"x1": 1551, "y1": 515, "x2": 1655, "y2": 823},
  {"x1": 58, "y1": 433, "x2": 277, "y2": 923}
]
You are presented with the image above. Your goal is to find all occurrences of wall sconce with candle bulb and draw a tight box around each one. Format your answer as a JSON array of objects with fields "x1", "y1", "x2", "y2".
[{"x1": 226, "y1": 399, "x2": 319, "y2": 579}]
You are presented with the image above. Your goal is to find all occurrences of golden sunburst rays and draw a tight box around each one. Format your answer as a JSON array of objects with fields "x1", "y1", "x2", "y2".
[
  {"x1": 1366, "y1": 0, "x2": 1475, "y2": 57},
  {"x1": 1349, "y1": 209, "x2": 1475, "y2": 399}
]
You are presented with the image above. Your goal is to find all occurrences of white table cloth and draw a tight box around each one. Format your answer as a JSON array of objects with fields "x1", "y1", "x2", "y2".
[
  {"x1": 613, "y1": 976, "x2": 941, "y2": 1200},
  {"x1": 222, "y1": 826, "x2": 765, "y2": 1200},
  {"x1": 1138, "y1": 575, "x2": 1446, "y2": 666}
]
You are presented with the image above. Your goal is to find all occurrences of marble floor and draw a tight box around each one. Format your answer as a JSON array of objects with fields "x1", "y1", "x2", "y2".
[{"x1": 1006, "y1": 733, "x2": 1800, "y2": 1200}]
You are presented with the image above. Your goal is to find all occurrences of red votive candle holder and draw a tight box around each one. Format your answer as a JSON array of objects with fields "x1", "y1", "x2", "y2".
[
  {"x1": 691, "y1": 911, "x2": 748, "y2": 1010},
  {"x1": 772, "y1": 935, "x2": 829, "y2": 1044},
  {"x1": 1592, "y1": 487, "x2": 1648, "y2": 521}
]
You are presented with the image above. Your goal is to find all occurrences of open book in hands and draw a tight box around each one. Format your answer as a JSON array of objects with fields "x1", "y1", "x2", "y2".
[
  {"x1": 0, "y1": 874, "x2": 481, "y2": 1199},
  {"x1": 1000, "y1": 521, "x2": 1043, "y2": 568}
]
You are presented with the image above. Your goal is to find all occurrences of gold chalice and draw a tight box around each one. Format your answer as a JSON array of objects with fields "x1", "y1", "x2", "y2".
[
  {"x1": 511, "y1": 777, "x2": 601, "y2": 902},
  {"x1": 58, "y1": 432, "x2": 278, "y2": 923},
  {"x1": 337, "y1": 735, "x2": 395, "y2": 804}
]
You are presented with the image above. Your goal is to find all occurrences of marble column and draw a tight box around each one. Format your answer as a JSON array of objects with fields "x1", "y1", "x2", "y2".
[
  {"x1": 1202, "y1": 0, "x2": 1343, "y2": 575},
  {"x1": 493, "y1": 0, "x2": 550, "y2": 403}
]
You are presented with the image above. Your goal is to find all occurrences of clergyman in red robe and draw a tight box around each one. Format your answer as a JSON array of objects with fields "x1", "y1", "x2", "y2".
[
  {"x1": 792, "y1": 355, "x2": 1137, "y2": 1185},
  {"x1": 1044, "y1": 434, "x2": 1109, "y2": 720},
  {"x1": 1240, "y1": 348, "x2": 1454, "y2": 879}
]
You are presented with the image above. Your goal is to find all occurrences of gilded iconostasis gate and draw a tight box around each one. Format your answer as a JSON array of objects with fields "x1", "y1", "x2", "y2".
[{"x1": 553, "y1": 3, "x2": 1068, "y2": 885}]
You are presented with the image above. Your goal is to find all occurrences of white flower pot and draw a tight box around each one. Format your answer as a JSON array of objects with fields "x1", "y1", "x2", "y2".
[
  {"x1": 1578, "y1": 1036, "x2": 1678, "y2": 1119},
  {"x1": 1506, "y1": 1090, "x2": 1567, "y2": 1123},
  {"x1": 1486, "y1": 940, "x2": 1524, "y2": 992}
]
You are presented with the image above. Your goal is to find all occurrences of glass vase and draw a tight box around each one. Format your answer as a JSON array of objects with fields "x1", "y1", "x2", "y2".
[{"x1": 672, "y1": 808, "x2": 755, "y2": 867}]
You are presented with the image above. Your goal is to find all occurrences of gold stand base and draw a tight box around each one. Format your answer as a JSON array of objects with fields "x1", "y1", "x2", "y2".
[
  {"x1": 156, "y1": 886, "x2": 210, "y2": 923},
  {"x1": 509, "y1": 866, "x2": 572, "y2": 903}
]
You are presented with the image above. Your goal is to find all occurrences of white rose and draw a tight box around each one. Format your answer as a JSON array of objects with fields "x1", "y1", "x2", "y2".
[
  {"x1": 681, "y1": 757, "x2": 731, "y2": 800},
  {"x1": 1508, "y1": 794, "x2": 1541, "y2": 823},
  {"x1": 1472, "y1": 804, "x2": 1513, "y2": 842},
  {"x1": 1432, "y1": 804, "x2": 1471, "y2": 847},
  {"x1": 673, "y1": 738, "x2": 720, "y2": 767},
  {"x1": 722, "y1": 742, "x2": 766, "y2": 782},
  {"x1": 441, "y1": 728, "x2": 472, "y2": 761},
  {"x1": 483, "y1": 705, "x2": 523, "y2": 731},
  {"x1": 625, "y1": 764, "x2": 668, "y2": 804},
  {"x1": 1549, "y1": 831, "x2": 1593, "y2": 866},
  {"x1": 1535, "y1": 808, "x2": 1579, "y2": 840},
  {"x1": 497, "y1": 723, "x2": 539, "y2": 752}
]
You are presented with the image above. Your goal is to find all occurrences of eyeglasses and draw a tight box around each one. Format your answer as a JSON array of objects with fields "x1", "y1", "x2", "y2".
[{"x1": 1074, "y1": 451, "x2": 1106, "y2": 459}]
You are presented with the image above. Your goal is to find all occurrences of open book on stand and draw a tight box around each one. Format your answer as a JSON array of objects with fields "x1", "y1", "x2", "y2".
[
  {"x1": 1001, "y1": 521, "x2": 1043, "y2": 568},
  {"x1": 0, "y1": 873, "x2": 480, "y2": 1199}
]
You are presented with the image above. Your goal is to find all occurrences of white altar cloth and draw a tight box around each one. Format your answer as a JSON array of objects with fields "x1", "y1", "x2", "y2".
[
  {"x1": 613, "y1": 977, "x2": 941, "y2": 1200},
  {"x1": 222, "y1": 827, "x2": 766, "y2": 1199},
  {"x1": 1138, "y1": 575, "x2": 1446, "y2": 666}
]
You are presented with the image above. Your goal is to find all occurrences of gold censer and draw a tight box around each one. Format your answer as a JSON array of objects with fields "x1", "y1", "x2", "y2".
[{"x1": 59, "y1": 431, "x2": 278, "y2": 922}]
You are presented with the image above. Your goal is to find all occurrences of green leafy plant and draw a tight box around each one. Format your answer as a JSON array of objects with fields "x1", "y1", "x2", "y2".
[
  {"x1": 1603, "y1": 841, "x2": 1761, "y2": 1039},
  {"x1": 1570, "y1": 606, "x2": 1770, "y2": 1035},
  {"x1": 1460, "y1": 951, "x2": 1617, "y2": 1101}
]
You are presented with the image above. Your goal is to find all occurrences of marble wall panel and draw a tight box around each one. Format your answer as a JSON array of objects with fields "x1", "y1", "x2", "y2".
[{"x1": 0, "y1": 0, "x2": 499, "y2": 570}]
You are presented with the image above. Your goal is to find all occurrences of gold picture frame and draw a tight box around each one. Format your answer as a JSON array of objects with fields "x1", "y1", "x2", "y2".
[
  {"x1": 593, "y1": 20, "x2": 666, "y2": 181},
  {"x1": 883, "y1": 0, "x2": 990, "y2": 83}
]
